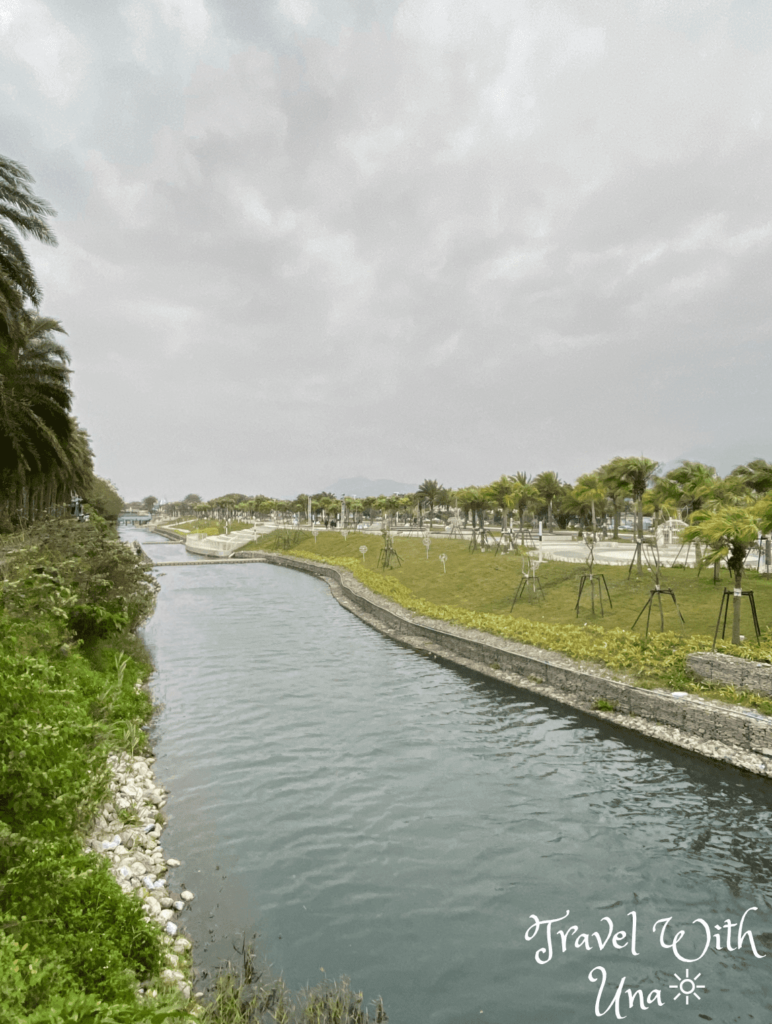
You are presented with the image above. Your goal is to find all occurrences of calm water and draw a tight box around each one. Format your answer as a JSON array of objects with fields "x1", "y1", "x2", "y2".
[{"x1": 125, "y1": 527, "x2": 772, "y2": 1023}]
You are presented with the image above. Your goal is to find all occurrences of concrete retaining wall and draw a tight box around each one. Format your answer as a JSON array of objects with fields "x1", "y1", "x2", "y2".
[
  {"x1": 236, "y1": 551, "x2": 772, "y2": 776},
  {"x1": 185, "y1": 531, "x2": 256, "y2": 557},
  {"x1": 149, "y1": 525, "x2": 185, "y2": 542}
]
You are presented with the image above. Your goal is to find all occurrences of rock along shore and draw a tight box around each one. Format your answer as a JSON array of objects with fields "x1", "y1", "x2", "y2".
[{"x1": 83, "y1": 743, "x2": 197, "y2": 1003}]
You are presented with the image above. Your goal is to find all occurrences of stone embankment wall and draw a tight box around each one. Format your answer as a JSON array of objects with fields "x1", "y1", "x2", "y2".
[
  {"x1": 687, "y1": 652, "x2": 772, "y2": 695},
  {"x1": 235, "y1": 551, "x2": 772, "y2": 777}
]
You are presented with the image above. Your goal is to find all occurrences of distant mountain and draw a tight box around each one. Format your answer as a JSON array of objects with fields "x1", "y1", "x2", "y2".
[{"x1": 327, "y1": 477, "x2": 418, "y2": 497}]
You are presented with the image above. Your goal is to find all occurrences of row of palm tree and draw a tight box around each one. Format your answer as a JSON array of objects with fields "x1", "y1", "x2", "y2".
[
  {"x1": 0, "y1": 154, "x2": 95, "y2": 528},
  {"x1": 164, "y1": 456, "x2": 772, "y2": 543}
]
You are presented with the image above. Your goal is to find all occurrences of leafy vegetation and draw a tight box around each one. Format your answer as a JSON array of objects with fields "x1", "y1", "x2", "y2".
[
  {"x1": 199, "y1": 937, "x2": 387, "y2": 1024},
  {"x1": 0, "y1": 155, "x2": 99, "y2": 530},
  {"x1": 0, "y1": 518, "x2": 192, "y2": 1024}
]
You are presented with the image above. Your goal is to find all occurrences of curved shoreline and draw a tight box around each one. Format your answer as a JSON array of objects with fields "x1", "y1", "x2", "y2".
[{"x1": 229, "y1": 550, "x2": 772, "y2": 777}]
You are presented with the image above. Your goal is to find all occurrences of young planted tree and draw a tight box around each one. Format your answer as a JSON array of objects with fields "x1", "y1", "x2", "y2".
[{"x1": 683, "y1": 505, "x2": 761, "y2": 645}]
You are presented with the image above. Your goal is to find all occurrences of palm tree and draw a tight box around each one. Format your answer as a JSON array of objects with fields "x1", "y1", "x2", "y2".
[
  {"x1": 508, "y1": 473, "x2": 539, "y2": 529},
  {"x1": 598, "y1": 476, "x2": 631, "y2": 541},
  {"x1": 456, "y1": 486, "x2": 488, "y2": 537},
  {"x1": 0, "y1": 315, "x2": 77, "y2": 523},
  {"x1": 534, "y1": 471, "x2": 563, "y2": 533},
  {"x1": 603, "y1": 456, "x2": 659, "y2": 570},
  {"x1": 484, "y1": 475, "x2": 514, "y2": 528},
  {"x1": 684, "y1": 504, "x2": 761, "y2": 644},
  {"x1": 729, "y1": 459, "x2": 772, "y2": 496},
  {"x1": 416, "y1": 479, "x2": 443, "y2": 522},
  {"x1": 573, "y1": 473, "x2": 607, "y2": 536},
  {"x1": 0, "y1": 155, "x2": 57, "y2": 354},
  {"x1": 664, "y1": 461, "x2": 719, "y2": 518},
  {"x1": 379, "y1": 494, "x2": 400, "y2": 527},
  {"x1": 644, "y1": 476, "x2": 681, "y2": 527},
  {"x1": 734, "y1": 461, "x2": 772, "y2": 569}
]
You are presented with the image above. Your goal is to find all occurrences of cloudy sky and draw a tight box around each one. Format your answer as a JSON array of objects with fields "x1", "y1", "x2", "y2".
[{"x1": 2, "y1": 0, "x2": 772, "y2": 500}]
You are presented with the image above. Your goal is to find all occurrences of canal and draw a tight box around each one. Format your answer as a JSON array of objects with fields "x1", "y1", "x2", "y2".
[{"x1": 124, "y1": 527, "x2": 772, "y2": 1022}]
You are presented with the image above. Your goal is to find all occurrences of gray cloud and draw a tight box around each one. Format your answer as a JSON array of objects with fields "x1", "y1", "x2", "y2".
[{"x1": 2, "y1": 0, "x2": 771, "y2": 498}]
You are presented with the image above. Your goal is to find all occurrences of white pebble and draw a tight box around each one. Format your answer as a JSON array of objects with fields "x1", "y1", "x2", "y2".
[{"x1": 180, "y1": 890, "x2": 194, "y2": 901}]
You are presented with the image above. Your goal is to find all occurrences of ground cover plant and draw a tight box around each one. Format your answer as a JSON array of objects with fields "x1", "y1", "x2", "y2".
[
  {"x1": 245, "y1": 530, "x2": 772, "y2": 714},
  {"x1": 0, "y1": 517, "x2": 192, "y2": 1024}
]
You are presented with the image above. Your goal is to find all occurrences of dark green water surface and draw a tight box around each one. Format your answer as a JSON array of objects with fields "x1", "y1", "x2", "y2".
[{"x1": 128, "y1": 529, "x2": 772, "y2": 1023}]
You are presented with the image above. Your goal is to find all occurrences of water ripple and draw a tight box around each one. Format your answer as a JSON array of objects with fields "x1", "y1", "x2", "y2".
[{"x1": 122, "y1": 531, "x2": 772, "y2": 1023}]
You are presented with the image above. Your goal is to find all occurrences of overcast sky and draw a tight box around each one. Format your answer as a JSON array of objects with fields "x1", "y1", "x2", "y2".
[{"x1": 2, "y1": 0, "x2": 771, "y2": 500}]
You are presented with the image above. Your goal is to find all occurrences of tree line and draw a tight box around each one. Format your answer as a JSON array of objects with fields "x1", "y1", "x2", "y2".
[
  {"x1": 0, "y1": 154, "x2": 121, "y2": 529},
  {"x1": 158, "y1": 460, "x2": 772, "y2": 645},
  {"x1": 157, "y1": 456, "x2": 772, "y2": 538}
]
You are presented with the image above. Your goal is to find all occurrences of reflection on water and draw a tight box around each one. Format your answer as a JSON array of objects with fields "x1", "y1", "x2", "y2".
[{"x1": 124, "y1": 526, "x2": 772, "y2": 1023}]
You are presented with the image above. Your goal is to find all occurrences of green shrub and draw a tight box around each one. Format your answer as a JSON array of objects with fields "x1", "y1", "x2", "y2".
[
  {"x1": 1, "y1": 518, "x2": 158, "y2": 644},
  {"x1": 0, "y1": 521, "x2": 191, "y2": 1022}
]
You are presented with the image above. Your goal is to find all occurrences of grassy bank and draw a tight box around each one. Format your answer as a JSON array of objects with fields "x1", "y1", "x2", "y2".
[
  {"x1": 0, "y1": 517, "x2": 191, "y2": 1023},
  {"x1": 245, "y1": 529, "x2": 772, "y2": 715}
]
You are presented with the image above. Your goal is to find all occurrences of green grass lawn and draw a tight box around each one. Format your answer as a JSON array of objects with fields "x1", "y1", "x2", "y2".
[{"x1": 245, "y1": 529, "x2": 772, "y2": 640}]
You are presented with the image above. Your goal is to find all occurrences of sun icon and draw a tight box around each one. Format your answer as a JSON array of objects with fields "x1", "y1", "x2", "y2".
[{"x1": 669, "y1": 968, "x2": 706, "y2": 1005}]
